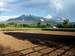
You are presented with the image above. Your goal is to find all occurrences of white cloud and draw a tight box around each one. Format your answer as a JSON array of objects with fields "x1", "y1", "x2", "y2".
[
  {"x1": 0, "y1": 0, "x2": 19, "y2": 12},
  {"x1": 0, "y1": 2, "x2": 4, "y2": 7},
  {"x1": 61, "y1": 17, "x2": 67, "y2": 20},
  {"x1": 0, "y1": 0, "x2": 8, "y2": 12},
  {"x1": 0, "y1": 16, "x2": 18, "y2": 21},
  {"x1": 0, "y1": 0, "x2": 75, "y2": 21},
  {"x1": 57, "y1": 17, "x2": 67, "y2": 21},
  {"x1": 57, "y1": 18, "x2": 60, "y2": 21},
  {"x1": 49, "y1": 0, "x2": 64, "y2": 11},
  {"x1": 40, "y1": 19, "x2": 44, "y2": 22},
  {"x1": 45, "y1": 15, "x2": 52, "y2": 19}
]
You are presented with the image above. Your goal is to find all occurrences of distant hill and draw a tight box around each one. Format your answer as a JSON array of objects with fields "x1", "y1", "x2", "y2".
[
  {"x1": 7, "y1": 14, "x2": 44, "y2": 24},
  {"x1": 7, "y1": 14, "x2": 58, "y2": 24}
]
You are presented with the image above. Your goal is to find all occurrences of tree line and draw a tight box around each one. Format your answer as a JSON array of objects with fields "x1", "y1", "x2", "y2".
[{"x1": 0, "y1": 19, "x2": 75, "y2": 28}]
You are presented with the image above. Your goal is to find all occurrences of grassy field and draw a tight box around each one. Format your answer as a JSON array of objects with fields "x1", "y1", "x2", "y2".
[{"x1": 0, "y1": 27, "x2": 75, "y2": 32}]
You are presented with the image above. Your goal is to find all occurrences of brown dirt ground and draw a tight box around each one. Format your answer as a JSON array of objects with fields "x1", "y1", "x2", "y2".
[{"x1": 0, "y1": 31, "x2": 75, "y2": 56}]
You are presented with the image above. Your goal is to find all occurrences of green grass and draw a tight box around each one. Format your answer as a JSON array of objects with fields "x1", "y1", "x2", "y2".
[{"x1": 0, "y1": 27, "x2": 42, "y2": 31}]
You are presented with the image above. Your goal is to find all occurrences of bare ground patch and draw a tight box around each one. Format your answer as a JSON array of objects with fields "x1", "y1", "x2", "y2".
[{"x1": 0, "y1": 31, "x2": 75, "y2": 56}]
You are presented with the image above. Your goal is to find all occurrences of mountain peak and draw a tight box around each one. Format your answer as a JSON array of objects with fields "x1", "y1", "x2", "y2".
[{"x1": 7, "y1": 14, "x2": 43, "y2": 23}]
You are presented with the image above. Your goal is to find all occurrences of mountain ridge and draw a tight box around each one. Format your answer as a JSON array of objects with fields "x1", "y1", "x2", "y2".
[{"x1": 7, "y1": 14, "x2": 59, "y2": 24}]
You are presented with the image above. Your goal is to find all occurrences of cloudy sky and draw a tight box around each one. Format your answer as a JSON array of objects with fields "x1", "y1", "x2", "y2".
[{"x1": 0, "y1": 0, "x2": 75, "y2": 21}]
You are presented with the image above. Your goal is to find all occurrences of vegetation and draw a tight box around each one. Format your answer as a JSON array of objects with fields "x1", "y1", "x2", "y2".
[
  {"x1": 0, "y1": 23, "x2": 6, "y2": 28},
  {"x1": 63, "y1": 19, "x2": 69, "y2": 28},
  {"x1": 57, "y1": 19, "x2": 75, "y2": 28},
  {"x1": 42, "y1": 28, "x2": 75, "y2": 32},
  {"x1": 0, "y1": 20, "x2": 75, "y2": 29},
  {"x1": 0, "y1": 18, "x2": 75, "y2": 31},
  {"x1": 0, "y1": 22, "x2": 52, "y2": 28}
]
